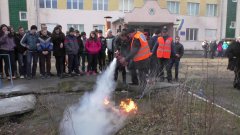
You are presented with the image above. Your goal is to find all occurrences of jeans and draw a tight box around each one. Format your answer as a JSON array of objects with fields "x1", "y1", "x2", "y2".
[
  {"x1": 114, "y1": 63, "x2": 126, "y2": 83},
  {"x1": 26, "y1": 51, "x2": 38, "y2": 77},
  {"x1": 169, "y1": 58, "x2": 180, "y2": 80},
  {"x1": 149, "y1": 55, "x2": 159, "y2": 76},
  {"x1": 128, "y1": 61, "x2": 139, "y2": 84},
  {"x1": 98, "y1": 52, "x2": 106, "y2": 71},
  {"x1": 39, "y1": 52, "x2": 51, "y2": 76},
  {"x1": 203, "y1": 50, "x2": 208, "y2": 58},
  {"x1": 68, "y1": 54, "x2": 79, "y2": 73},
  {"x1": 0, "y1": 50, "x2": 16, "y2": 77},
  {"x1": 55, "y1": 56, "x2": 65, "y2": 76},
  {"x1": 80, "y1": 53, "x2": 87, "y2": 72},
  {"x1": 18, "y1": 53, "x2": 27, "y2": 76},
  {"x1": 158, "y1": 58, "x2": 171, "y2": 81},
  {"x1": 87, "y1": 54, "x2": 98, "y2": 72}
]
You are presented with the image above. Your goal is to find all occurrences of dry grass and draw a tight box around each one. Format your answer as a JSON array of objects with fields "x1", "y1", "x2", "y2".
[{"x1": 0, "y1": 57, "x2": 240, "y2": 135}]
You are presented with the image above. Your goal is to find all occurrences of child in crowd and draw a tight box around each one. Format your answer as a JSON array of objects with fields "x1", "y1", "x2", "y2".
[
  {"x1": 64, "y1": 27, "x2": 80, "y2": 76},
  {"x1": 85, "y1": 31, "x2": 101, "y2": 75},
  {"x1": 37, "y1": 29, "x2": 53, "y2": 79}
]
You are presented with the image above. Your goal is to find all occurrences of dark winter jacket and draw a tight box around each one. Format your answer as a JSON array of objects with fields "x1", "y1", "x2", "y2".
[
  {"x1": 114, "y1": 36, "x2": 130, "y2": 57},
  {"x1": 81, "y1": 38, "x2": 87, "y2": 53},
  {"x1": 20, "y1": 32, "x2": 39, "y2": 51},
  {"x1": 76, "y1": 36, "x2": 84, "y2": 54},
  {"x1": 0, "y1": 34, "x2": 16, "y2": 51},
  {"x1": 173, "y1": 42, "x2": 184, "y2": 59},
  {"x1": 64, "y1": 35, "x2": 79, "y2": 55},
  {"x1": 210, "y1": 42, "x2": 217, "y2": 52},
  {"x1": 14, "y1": 33, "x2": 27, "y2": 54},
  {"x1": 52, "y1": 33, "x2": 65, "y2": 56},
  {"x1": 149, "y1": 35, "x2": 158, "y2": 50},
  {"x1": 226, "y1": 41, "x2": 240, "y2": 70},
  {"x1": 99, "y1": 36, "x2": 107, "y2": 53},
  {"x1": 37, "y1": 35, "x2": 53, "y2": 52}
]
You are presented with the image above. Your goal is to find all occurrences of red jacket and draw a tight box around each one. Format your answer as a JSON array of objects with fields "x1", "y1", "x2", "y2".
[{"x1": 85, "y1": 39, "x2": 101, "y2": 54}]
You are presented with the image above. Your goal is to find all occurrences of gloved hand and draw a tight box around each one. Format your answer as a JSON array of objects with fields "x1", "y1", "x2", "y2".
[
  {"x1": 115, "y1": 50, "x2": 120, "y2": 59},
  {"x1": 119, "y1": 57, "x2": 128, "y2": 66}
]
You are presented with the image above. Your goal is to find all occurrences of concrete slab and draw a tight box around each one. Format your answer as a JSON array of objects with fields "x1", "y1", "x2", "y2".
[{"x1": 0, "y1": 95, "x2": 36, "y2": 117}]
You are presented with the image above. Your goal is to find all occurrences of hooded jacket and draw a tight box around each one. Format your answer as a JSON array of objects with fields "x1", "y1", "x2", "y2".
[
  {"x1": 85, "y1": 38, "x2": 101, "y2": 54},
  {"x1": 0, "y1": 34, "x2": 16, "y2": 51},
  {"x1": 64, "y1": 35, "x2": 79, "y2": 55}
]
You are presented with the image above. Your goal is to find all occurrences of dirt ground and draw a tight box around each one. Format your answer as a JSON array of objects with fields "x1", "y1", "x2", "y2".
[{"x1": 1, "y1": 57, "x2": 240, "y2": 135}]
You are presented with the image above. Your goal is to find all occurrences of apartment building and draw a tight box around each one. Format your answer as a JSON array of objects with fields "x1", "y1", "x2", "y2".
[{"x1": 0, "y1": 0, "x2": 229, "y2": 50}]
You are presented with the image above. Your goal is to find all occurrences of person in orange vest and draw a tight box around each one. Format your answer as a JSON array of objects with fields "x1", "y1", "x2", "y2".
[
  {"x1": 152, "y1": 26, "x2": 175, "y2": 83},
  {"x1": 118, "y1": 28, "x2": 152, "y2": 88}
]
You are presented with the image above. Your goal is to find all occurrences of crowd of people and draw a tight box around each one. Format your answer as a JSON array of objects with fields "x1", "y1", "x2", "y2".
[
  {"x1": 0, "y1": 24, "x2": 117, "y2": 80},
  {"x1": 202, "y1": 40, "x2": 230, "y2": 59},
  {"x1": 0, "y1": 23, "x2": 184, "y2": 94}
]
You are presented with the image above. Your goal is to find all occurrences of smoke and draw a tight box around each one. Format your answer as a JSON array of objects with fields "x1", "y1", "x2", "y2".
[{"x1": 60, "y1": 58, "x2": 126, "y2": 135}]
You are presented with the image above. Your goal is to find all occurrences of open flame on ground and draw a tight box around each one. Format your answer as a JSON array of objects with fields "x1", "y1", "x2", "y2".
[
  {"x1": 120, "y1": 98, "x2": 138, "y2": 114},
  {"x1": 104, "y1": 98, "x2": 138, "y2": 115},
  {"x1": 60, "y1": 59, "x2": 137, "y2": 135}
]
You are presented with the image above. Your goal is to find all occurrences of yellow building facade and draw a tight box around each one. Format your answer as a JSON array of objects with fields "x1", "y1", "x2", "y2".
[
  {"x1": 56, "y1": 0, "x2": 220, "y2": 16},
  {"x1": 29, "y1": 0, "x2": 223, "y2": 50}
]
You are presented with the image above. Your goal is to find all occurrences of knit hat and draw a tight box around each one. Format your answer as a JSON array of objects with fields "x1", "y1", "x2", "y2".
[
  {"x1": 69, "y1": 27, "x2": 74, "y2": 33},
  {"x1": 81, "y1": 32, "x2": 86, "y2": 36},
  {"x1": 126, "y1": 27, "x2": 135, "y2": 34},
  {"x1": 162, "y1": 26, "x2": 168, "y2": 33}
]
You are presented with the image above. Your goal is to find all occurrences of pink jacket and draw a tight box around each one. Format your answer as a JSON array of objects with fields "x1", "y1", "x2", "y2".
[{"x1": 85, "y1": 39, "x2": 101, "y2": 54}]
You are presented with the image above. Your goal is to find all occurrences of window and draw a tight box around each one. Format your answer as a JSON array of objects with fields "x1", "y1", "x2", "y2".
[
  {"x1": 39, "y1": 0, "x2": 57, "y2": 8},
  {"x1": 67, "y1": 24, "x2": 84, "y2": 32},
  {"x1": 93, "y1": 25, "x2": 105, "y2": 34},
  {"x1": 167, "y1": 1, "x2": 179, "y2": 14},
  {"x1": 187, "y1": 2, "x2": 199, "y2": 16},
  {"x1": 93, "y1": 0, "x2": 108, "y2": 11},
  {"x1": 119, "y1": 0, "x2": 134, "y2": 12},
  {"x1": 205, "y1": 29, "x2": 217, "y2": 40},
  {"x1": 67, "y1": 0, "x2": 84, "y2": 9},
  {"x1": 232, "y1": 0, "x2": 237, "y2": 2},
  {"x1": 186, "y1": 28, "x2": 198, "y2": 41},
  {"x1": 19, "y1": 11, "x2": 27, "y2": 21},
  {"x1": 44, "y1": 23, "x2": 58, "y2": 33},
  {"x1": 230, "y1": 21, "x2": 236, "y2": 29},
  {"x1": 206, "y1": 4, "x2": 217, "y2": 16}
]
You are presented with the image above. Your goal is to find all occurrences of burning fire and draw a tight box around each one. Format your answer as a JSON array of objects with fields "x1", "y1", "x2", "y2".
[
  {"x1": 119, "y1": 98, "x2": 138, "y2": 114},
  {"x1": 103, "y1": 98, "x2": 138, "y2": 114}
]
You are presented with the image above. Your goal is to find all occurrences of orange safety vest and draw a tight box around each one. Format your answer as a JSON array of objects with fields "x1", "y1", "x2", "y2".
[
  {"x1": 157, "y1": 37, "x2": 173, "y2": 59},
  {"x1": 130, "y1": 31, "x2": 152, "y2": 62}
]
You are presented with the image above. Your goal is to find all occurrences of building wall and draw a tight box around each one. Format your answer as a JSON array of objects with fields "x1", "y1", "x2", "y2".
[
  {"x1": 26, "y1": 0, "x2": 38, "y2": 30},
  {"x1": 0, "y1": 0, "x2": 10, "y2": 25},
  {"x1": 220, "y1": 0, "x2": 228, "y2": 39},
  {"x1": 8, "y1": 0, "x2": 28, "y2": 30},
  {"x1": 236, "y1": 1, "x2": 240, "y2": 37},
  {"x1": 225, "y1": 0, "x2": 237, "y2": 38},
  {"x1": 30, "y1": 0, "x2": 222, "y2": 50},
  {"x1": 38, "y1": 9, "x2": 124, "y2": 35}
]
